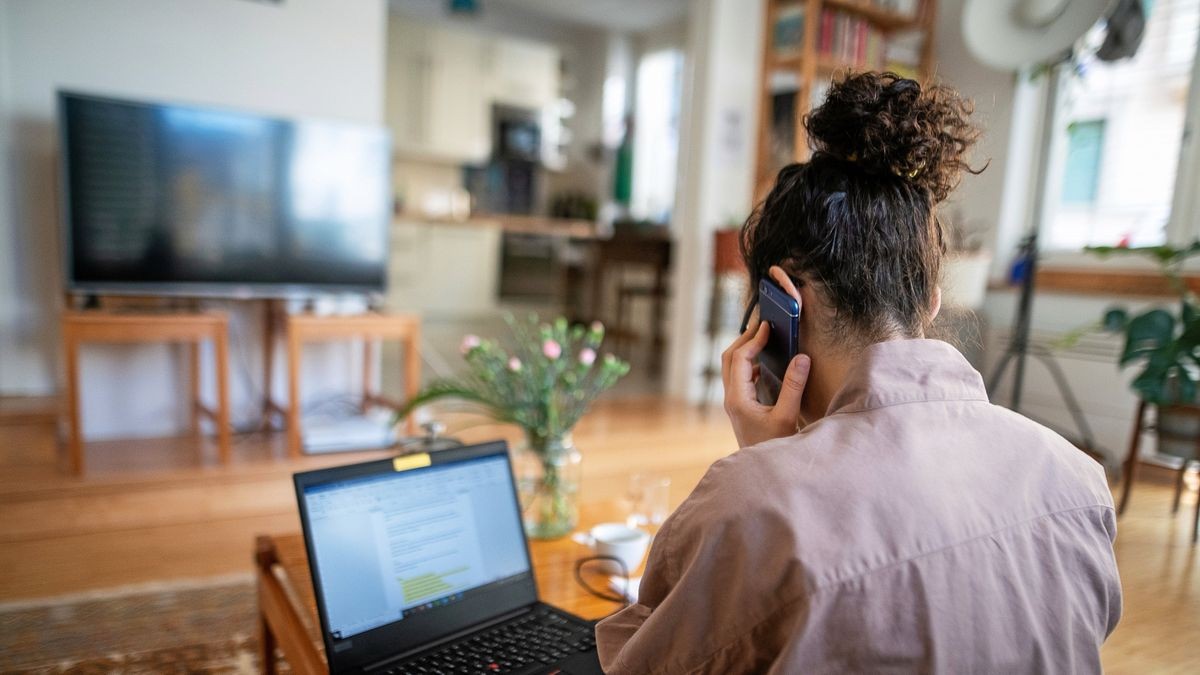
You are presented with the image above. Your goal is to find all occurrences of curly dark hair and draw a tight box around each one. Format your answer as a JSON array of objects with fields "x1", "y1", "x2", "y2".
[{"x1": 741, "y1": 71, "x2": 984, "y2": 345}]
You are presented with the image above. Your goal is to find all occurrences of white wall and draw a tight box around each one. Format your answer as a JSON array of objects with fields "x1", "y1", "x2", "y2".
[
  {"x1": 932, "y1": 0, "x2": 1020, "y2": 268},
  {"x1": 664, "y1": 0, "x2": 763, "y2": 401},
  {"x1": 0, "y1": 0, "x2": 387, "y2": 438}
]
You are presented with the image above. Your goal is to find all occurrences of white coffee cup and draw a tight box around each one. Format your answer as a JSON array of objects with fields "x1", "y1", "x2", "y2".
[{"x1": 580, "y1": 522, "x2": 651, "y2": 575}]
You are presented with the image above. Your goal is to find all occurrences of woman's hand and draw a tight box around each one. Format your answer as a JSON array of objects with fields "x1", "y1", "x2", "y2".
[{"x1": 721, "y1": 268, "x2": 812, "y2": 448}]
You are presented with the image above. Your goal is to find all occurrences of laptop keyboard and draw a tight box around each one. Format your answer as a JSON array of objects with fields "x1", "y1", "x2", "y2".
[{"x1": 383, "y1": 607, "x2": 597, "y2": 675}]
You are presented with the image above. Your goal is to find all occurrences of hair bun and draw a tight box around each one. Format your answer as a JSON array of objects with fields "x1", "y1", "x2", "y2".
[{"x1": 805, "y1": 71, "x2": 981, "y2": 203}]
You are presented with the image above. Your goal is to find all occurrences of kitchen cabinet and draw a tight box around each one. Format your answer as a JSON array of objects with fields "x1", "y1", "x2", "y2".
[
  {"x1": 386, "y1": 17, "x2": 560, "y2": 164},
  {"x1": 489, "y1": 39, "x2": 559, "y2": 109},
  {"x1": 386, "y1": 19, "x2": 491, "y2": 163},
  {"x1": 387, "y1": 220, "x2": 502, "y2": 317}
]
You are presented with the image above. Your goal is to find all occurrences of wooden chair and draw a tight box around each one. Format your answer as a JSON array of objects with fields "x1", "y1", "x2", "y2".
[
  {"x1": 1119, "y1": 399, "x2": 1200, "y2": 542},
  {"x1": 589, "y1": 223, "x2": 672, "y2": 372}
]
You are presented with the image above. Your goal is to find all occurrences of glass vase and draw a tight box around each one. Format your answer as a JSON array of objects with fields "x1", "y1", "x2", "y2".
[{"x1": 514, "y1": 432, "x2": 582, "y2": 540}]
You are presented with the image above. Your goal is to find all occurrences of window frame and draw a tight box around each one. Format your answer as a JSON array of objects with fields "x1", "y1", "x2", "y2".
[{"x1": 1034, "y1": 6, "x2": 1200, "y2": 271}]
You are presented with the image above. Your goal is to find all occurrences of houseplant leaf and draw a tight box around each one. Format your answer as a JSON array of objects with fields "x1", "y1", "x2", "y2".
[
  {"x1": 1102, "y1": 308, "x2": 1129, "y2": 332},
  {"x1": 1121, "y1": 309, "x2": 1175, "y2": 366},
  {"x1": 1130, "y1": 353, "x2": 1173, "y2": 403}
]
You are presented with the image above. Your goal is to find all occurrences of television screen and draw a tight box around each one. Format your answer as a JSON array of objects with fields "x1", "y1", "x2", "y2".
[{"x1": 59, "y1": 92, "x2": 391, "y2": 296}]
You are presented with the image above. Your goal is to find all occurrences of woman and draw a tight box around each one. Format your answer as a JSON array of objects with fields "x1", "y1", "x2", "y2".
[{"x1": 594, "y1": 72, "x2": 1121, "y2": 673}]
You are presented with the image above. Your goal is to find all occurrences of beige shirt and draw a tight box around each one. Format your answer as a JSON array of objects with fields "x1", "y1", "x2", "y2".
[{"x1": 596, "y1": 339, "x2": 1121, "y2": 674}]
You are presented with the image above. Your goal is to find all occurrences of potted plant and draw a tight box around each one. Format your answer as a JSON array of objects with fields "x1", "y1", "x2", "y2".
[
  {"x1": 1088, "y1": 242, "x2": 1200, "y2": 459},
  {"x1": 399, "y1": 315, "x2": 630, "y2": 539},
  {"x1": 942, "y1": 208, "x2": 992, "y2": 311}
]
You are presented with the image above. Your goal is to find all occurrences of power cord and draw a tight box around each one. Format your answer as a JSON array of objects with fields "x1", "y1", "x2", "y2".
[{"x1": 573, "y1": 556, "x2": 633, "y2": 617}]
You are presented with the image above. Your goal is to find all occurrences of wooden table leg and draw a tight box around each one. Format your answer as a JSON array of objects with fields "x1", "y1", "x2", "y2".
[
  {"x1": 362, "y1": 338, "x2": 374, "y2": 414},
  {"x1": 1119, "y1": 399, "x2": 1147, "y2": 516},
  {"x1": 262, "y1": 300, "x2": 278, "y2": 431},
  {"x1": 259, "y1": 611, "x2": 278, "y2": 675},
  {"x1": 255, "y1": 535, "x2": 280, "y2": 675},
  {"x1": 64, "y1": 325, "x2": 84, "y2": 475},
  {"x1": 404, "y1": 323, "x2": 421, "y2": 436},
  {"x1": 189, "y1": 341, "x2": 201, "y2": 437},
  {"x1": 214, "y1": 328, "x2": 232, "y2": 465},
  {"x1": 650, "y1": 263, "x2": 667, "y2": 376},
  {"x1": 287, "y1": 326, "x2": 303, "y2": 458}
]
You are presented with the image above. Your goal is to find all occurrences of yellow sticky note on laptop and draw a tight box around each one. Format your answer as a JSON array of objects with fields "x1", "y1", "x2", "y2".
[{"x1": 393, "y1": 453, "x2": 431, "y2": 472}]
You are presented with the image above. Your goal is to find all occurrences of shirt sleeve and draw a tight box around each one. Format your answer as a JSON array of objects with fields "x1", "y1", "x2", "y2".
[{"x1": 594, "y1": 455, "x2": 804, "y2": 674}]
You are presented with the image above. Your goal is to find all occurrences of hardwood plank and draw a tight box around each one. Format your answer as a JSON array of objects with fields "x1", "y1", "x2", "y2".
[{"x1": 0, "y1": 514, "x2": 300, "y2": 599}]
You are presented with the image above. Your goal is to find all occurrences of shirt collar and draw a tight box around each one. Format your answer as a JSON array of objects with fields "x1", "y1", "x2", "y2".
[{"x1": 825, "y1": 339, "x2": 989, "y2": 417}]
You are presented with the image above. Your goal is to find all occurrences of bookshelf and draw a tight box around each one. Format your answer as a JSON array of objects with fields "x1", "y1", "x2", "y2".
[{"x1": 754, "y1": 0, "x2": 937, "y2": 197}]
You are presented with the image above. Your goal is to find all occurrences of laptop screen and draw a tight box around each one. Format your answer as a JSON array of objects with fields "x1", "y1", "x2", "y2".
[{"x1": 300, "y1": 454, "x2": 531, "y2": 640}]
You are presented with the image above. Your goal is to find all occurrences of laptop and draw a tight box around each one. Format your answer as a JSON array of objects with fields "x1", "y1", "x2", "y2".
[{"x1": 294, "y1": 440, "x2": 605, "y2": 675}]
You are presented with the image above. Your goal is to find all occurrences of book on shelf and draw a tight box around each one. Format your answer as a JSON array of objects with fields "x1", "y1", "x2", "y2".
[
  {"x1": 773, "y1": 4, "x2": 806, "y2": 56},
  {"x1": 818, "y1": 8, "x2": 888, "y2": 70}
]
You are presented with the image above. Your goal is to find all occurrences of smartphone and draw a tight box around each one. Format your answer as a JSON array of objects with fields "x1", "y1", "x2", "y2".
[{"x1": 756, "y1": 278, "x2": 801, "y2": 406}]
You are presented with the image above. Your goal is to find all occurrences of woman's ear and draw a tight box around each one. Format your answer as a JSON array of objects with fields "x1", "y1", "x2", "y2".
[
  {"x1": 768, "y1": 266, "x2": 802, "y2": 302},
  {"x1": 930, "y1": 286, "x2": 943, "y2": 323}
]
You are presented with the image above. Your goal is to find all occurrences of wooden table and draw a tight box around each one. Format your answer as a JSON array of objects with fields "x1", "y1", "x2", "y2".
[
  {"x1": 61, "y1": 311, "x2": 231, "y2": 474},
  {"x1": 255, "y1": 503, "x2": 632, "y2": 674}
]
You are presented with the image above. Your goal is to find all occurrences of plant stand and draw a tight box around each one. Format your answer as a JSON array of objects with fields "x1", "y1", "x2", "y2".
[{"x1": 1119, "y1": 399, "x2": 1200, "y2": 542}]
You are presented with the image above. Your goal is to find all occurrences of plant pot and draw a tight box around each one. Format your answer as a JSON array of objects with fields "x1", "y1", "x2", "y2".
[
  {"x1": 513, "y1": 432, "x2": 582, "y2": 540},
  {"x1": 942, "y1": 251, "x2": 993, "y2": 311},
  {"x1": 1155, "y1": 404, "x2": 1200, "y2": 462}
]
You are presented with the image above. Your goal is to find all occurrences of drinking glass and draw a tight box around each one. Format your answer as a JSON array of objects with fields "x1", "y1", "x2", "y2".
[{"x1": 626, "y1": 473, "x2": 671, "y2": 530}]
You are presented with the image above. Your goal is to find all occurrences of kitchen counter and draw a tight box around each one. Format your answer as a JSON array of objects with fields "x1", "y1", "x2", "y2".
[{"x1": 395, "y1": 212, "x2": 601, "y2": 239}]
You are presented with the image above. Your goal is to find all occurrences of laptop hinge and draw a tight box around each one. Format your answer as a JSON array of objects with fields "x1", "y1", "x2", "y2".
[{"x1": 364, "y1": 603, "x2": 538, "y2": 673}]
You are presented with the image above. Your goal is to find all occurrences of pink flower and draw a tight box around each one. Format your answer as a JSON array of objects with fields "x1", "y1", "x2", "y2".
[
  {"x1": 459, "y1": 334, "x2": 481, "y2": 355},
  {"x1": 590, "y1": 321, "x2": 604, "y2": 333},
  {"x1": 508, "y1": 356, "x2": 523, "y2": 371},
  {"x1": 579, "y1": 347, "x2": 597, "y2": 366},
  {"x1": 542, "y1": 339, "x2": 562, "y2": 360}
]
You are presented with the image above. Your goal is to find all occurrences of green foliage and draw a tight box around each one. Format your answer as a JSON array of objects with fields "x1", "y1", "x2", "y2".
[
  {"x1": 1087, "y1": 241, "x2": 1200, "y2": 404},
  {"x1": 397, "y1": 314, "x2": 631, "y2": 450}
]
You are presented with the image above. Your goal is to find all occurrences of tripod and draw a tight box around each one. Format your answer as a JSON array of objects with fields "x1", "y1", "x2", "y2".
[{"x1": 985, "y1": 232, "x2": 1097, "y2": 457}]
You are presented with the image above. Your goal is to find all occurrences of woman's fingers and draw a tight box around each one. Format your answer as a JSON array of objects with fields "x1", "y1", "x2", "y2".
[
  {"x1": 771, "y1": 354, "x2": 812, "y2": 420},
  {"x1": 729, "y1": 322, "x2": 769, "y2": 402},
  {"x1": 721, "y1": 316, "x2": 765, "y2": 390}
]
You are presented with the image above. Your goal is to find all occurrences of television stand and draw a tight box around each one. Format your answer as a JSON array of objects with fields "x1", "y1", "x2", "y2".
[
  {"x1": 60, "y1": 310, "x2": 231, "y2": 474},
  {"x1": 264, "y1": 311, "x2": 421, "y2": 457}
]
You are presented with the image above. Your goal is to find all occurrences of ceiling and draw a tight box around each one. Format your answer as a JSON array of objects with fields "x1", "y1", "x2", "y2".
[{"x1": 432, "y1": 0, "x2": 689, "y2": 32}]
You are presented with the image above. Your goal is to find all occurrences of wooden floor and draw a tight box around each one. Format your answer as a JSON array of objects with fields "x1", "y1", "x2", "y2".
[{"x1": 0, "y1": 397, "x2": 1197, "y2": 673}]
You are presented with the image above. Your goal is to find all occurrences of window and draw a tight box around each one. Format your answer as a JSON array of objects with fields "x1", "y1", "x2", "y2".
[
  {"x1": 1061, "y1": 120, "x2": 1106, "y2": 204},
  {"x1": 1043, "y1": 0, "x2": 1200, "y2": 250},
  {"x1": 631, "y1": 49, "x2": 684, "y2": 223}
]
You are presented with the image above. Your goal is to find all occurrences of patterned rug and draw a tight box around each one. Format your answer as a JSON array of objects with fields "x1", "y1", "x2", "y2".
[{"x1": 0, "y1": 575, "x2": 284, "y2": 674}]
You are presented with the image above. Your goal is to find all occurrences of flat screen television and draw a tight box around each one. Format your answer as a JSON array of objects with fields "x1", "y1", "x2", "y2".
[{"x1": 59, "y1": 92, "x2": 392, "y2": 297}]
